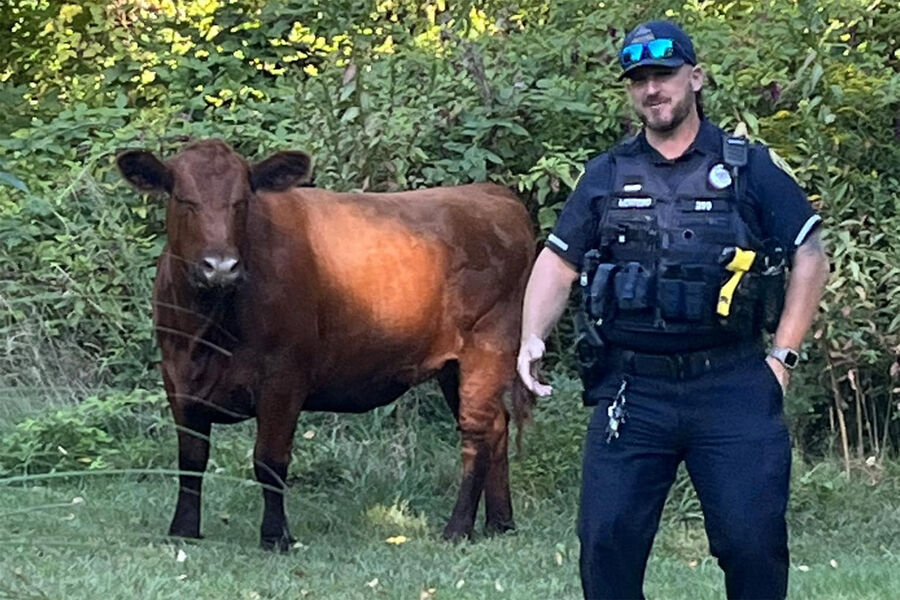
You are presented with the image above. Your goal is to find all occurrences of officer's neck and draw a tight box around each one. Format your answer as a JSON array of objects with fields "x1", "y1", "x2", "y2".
[{"x1": 644, "y1": 110, "x2": 702, "y2": 161}]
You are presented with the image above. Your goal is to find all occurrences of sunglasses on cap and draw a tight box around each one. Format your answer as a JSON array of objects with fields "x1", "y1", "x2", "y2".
[{"x1": 619, "y1": 38, "x2": 676, "y2": 68}]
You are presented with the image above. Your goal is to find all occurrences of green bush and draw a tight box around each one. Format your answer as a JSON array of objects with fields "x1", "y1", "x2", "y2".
[
  {"x1": 0, "y1": 389, "x2": 168, "y2": 476},
  {"x1": 1, "y1": 0, "x2": 898, "y2": 456}
]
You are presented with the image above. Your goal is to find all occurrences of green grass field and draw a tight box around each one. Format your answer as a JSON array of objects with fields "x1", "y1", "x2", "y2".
[{"x1": 2, "y1": 378, "x2": 899, "y2": 599}]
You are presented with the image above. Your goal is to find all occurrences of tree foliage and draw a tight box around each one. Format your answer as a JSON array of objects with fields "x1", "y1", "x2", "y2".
[{"x1": 1, "y1": 0, "x2": 898, "y2": 455}]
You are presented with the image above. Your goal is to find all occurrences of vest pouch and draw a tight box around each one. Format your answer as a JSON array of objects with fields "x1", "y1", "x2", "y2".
[
  {"x1": 657, "y1": 266, "x2": 685, "y2": 320},
  {"x1": 614, "y1": 262, "x2": 653, "y2": 312},
  {"x1": 586, "y1": 263, "x2": 618, "y2": 322},
  {"x1": 683, "y1": 280, "x2": 706, "y2": 322},
  {"x1": 657, "y1": 265, "x2": 710, "y2": 323}
]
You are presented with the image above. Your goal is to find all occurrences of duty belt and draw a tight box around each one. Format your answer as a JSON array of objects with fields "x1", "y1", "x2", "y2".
[{"x1": 607, "y1": 342, "x2": 763, "y2": 380}]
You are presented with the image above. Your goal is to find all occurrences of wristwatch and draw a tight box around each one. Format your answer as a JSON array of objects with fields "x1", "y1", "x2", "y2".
[{"x1": 769, "y1": 347, "x2": 800, "y2": 369}]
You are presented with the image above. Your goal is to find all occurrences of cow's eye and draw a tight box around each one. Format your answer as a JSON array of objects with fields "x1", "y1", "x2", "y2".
[{"x1": 174, "y1": 196, "x2": 198, "y2": 206}]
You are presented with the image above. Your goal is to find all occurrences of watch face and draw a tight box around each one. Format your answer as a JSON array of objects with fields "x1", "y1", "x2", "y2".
[{"x1": 783, "y1": 351, "x2": 799, "y2": 368}]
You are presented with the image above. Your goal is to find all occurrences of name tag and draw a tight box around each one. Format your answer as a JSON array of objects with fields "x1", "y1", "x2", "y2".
[{"x1": 617, "y1": 197, "x2": 653, "y2": 209}]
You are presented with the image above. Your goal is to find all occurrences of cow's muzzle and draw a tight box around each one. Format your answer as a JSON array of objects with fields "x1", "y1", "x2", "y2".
[{"x1": 195, "y1": 253, "x2": 243, "y2": 288}]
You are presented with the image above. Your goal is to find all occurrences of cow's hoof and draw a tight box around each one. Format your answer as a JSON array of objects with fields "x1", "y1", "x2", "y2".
[
  {"x1": 484, "y1": 519, "x2": 516, "y2": 536},
  {"x1": 167, "y1": 527, "x2": 202, "y2": 541},
  {"x1": 260, "y1": 534, "x2": 297, "y2": 553},
  {"x1": 441, "y1": 523, "x2": 473, "y2": 543}
]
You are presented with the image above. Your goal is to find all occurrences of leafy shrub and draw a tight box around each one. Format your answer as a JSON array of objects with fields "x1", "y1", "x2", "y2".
[
  {"x1": 0, "y1": 389, "x2": 168, "y2": 476},
  {"x1": 1, "y1": 0, "x2": 898, "y2": 457}
]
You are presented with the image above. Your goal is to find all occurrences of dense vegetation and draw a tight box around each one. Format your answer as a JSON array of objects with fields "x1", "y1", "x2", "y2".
[
  {"x1": 1, "y1": 2, "x2": 899, "y2": 598},
  {"x1": 1, "y1": 1, "x2": 899, "y2": 459}
]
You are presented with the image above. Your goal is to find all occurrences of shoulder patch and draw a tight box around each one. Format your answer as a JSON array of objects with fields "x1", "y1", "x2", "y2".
[
  {"x1": 768, "y1": 148, "x2": 798, "y2": 182},
  {"x1": 572, "y1": 167, "x2": 585, "y2": 190}
]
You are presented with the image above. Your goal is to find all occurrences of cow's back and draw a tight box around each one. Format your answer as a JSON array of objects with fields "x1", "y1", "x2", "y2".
[{"x1": 244, "y1": 183, "x2": 533, "y2": 398}]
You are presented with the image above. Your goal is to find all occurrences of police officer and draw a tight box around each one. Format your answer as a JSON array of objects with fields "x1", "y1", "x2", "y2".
[{"x1": 517, "y1": 20, "x2": 830, "y2": 600}]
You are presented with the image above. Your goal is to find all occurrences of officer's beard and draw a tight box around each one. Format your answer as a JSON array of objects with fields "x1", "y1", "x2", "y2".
[{"x1": 638, "y1": 90, "x2": 695, "y2": 133}]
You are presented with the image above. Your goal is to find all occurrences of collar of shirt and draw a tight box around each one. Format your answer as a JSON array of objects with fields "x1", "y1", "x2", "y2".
[{"x1": 636, "y1": 119, "x2": 721, "y2": 165}]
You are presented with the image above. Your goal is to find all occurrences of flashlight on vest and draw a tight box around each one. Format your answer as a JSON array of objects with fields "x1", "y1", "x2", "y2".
[{"x1": 717, "y1": 247, "x2": 757, "y2": 317}]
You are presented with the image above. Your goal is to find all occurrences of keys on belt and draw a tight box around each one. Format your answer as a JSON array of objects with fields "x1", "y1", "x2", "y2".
[{"x1": 605, "y1": 379, "x2": 628, "y2": 443}]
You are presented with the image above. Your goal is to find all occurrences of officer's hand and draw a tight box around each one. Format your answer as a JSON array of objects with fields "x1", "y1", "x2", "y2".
[
  {"x1": 517, "y1": 335, "x2": 553, "y2": 397},
  {"x1": 765, "y1": 355, "x2": 790, "y2": 394}
]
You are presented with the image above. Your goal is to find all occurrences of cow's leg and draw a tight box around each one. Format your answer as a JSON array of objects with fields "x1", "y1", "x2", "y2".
[
  {"x1": 168, "y1": 402, "x2": 212, "y2": 540},
  {"x1": 443, "y1": 348, "x2": 514, "y2": 540},
  {"x1": 254, "y1": 388, "x2": 302, "y2": 552},
  {"x1": 483, "y1": 405, "x2": 515, "y2": 535}
]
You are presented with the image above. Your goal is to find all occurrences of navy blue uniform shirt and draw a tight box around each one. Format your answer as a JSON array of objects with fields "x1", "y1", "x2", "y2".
[{"x1": 547, "y1": 119, "x2": 821, "y2": 271}]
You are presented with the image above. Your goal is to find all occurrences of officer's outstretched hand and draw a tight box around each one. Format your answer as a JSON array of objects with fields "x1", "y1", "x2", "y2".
[{"x1": 517, "y1": 335, "x2": 553, "y2": 397}]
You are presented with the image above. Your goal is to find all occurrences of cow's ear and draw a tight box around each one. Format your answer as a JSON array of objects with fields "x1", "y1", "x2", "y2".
[
  {"x1": 116, "y1": 150, "x2": 173, "y2": 193},
  {"x1": 250, "y1": 151, "x2": 312, "y2": 192}
]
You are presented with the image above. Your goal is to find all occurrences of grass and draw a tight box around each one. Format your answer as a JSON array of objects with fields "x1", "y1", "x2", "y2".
[{"x1": 2, "y1": 378, "x2": 900, "y2": 599}]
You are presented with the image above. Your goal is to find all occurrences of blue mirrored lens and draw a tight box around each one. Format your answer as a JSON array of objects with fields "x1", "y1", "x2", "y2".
[
  {"x1": 646, "y1": 38, "x2": 675, "y2": 59},
  {"x1": 620, "y1": 44, "x2": 644, "y2": 66}
]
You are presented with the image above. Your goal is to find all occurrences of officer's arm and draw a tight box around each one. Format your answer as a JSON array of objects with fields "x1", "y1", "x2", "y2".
[
  {"x1": 769, "y1": 229, "x2": 830, "y2": 380},
  {"x1": 517, "y1": 248, "x2": 580, "y2": 396}
]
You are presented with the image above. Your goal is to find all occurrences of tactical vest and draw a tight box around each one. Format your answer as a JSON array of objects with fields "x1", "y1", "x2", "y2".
[{"x1": 581, "y1": 136, "x2": 784, "y2": 350}]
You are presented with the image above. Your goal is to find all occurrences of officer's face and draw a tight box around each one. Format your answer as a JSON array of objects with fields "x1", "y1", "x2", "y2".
[{"x1": 626, "y1": 64, "x2": 704, "y2": 133}]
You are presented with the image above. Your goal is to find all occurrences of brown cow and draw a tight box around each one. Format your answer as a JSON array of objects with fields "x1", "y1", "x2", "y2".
[{"x1": 116, "y1": 140, "x2": 534, "y2": 550}]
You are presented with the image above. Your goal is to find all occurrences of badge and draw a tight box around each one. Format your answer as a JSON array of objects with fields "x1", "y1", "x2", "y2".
[{"x1": 708, "y1": 163, "x2": 732, "y2": 189}]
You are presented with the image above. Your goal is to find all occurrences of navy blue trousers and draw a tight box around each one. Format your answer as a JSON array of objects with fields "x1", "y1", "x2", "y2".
[{"x1": 578, "y1": 356, "x2": 791, "y2": 600}]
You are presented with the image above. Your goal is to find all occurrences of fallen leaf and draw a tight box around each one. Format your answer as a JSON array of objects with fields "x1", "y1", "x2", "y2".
[
  {"x1": 71, "y1": 497, "x2": 84, "y2": 505},
  {"x1": 555, "y1": 552, "x2": 563, "y2": 566},
  {"x1": 830, "y1": 559, "x2": 838, "y2": 569},
  {"x1": 176, "y1": 549, "x2": 187, "y2": 563},
  {"x1": 386, "y1": 535, "x2": 408, "y2": 545},
  {"x1": 866, "y1": 456, "x2": 877, "y2": 467},
  {"x1": 303, "y1": 430, "x2": 316, "y2": 440},
  {"x1": 176, "y1": 574, "x2": 188, "y2": 581},
  {"x1": 455, "y1": 579, "x2": 465, "y2": 589},
  {"x1": 419, "y1": 588, "x2": 436, "y2": 600},
  {"x1": 688, "y1": 560, "x2": 698, "y2": 568},
  {"x1": 495, "y1": 580, "x2": 504, "y2": 592},
  {"x1": 366, "y1": 578, "x2": 379, "y2": 588},
  {"x1": 798, "y1": 565, "x2": 810, "y2": 572}
]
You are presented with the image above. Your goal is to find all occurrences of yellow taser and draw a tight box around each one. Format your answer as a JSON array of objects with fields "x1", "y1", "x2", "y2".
[{"x1": 717, "y1": 248, "x2": 757, "y2": 317}]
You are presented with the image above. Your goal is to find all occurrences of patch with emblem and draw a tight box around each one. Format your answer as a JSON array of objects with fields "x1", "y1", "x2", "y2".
[
  {"x1": 708, "y1": 163, "x2": 732, "y2": 190},
  {"x1": 617, "y1": 197, "x2": 653, "y2": 209},
  {"x1": 768, "y1": 148, "x2": 798, "y2": 182}
]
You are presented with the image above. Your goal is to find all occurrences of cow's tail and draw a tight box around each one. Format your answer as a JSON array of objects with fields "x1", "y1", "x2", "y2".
[{"x1": 510, "y1": 376, "x2": 535, "y2": 456}]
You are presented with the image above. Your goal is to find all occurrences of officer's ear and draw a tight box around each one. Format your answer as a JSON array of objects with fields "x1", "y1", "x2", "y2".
[{"x1": 689, "y1": 64, "x2": 704, "y2": 92}]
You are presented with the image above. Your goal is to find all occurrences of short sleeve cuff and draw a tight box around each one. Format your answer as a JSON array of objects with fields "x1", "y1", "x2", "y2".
[
  {"x1": 794, "y1": 215, "x2": 822, "y2": 246},
  {"x1": 544, "y1": 234, "x2": 580, "y2": 268}
]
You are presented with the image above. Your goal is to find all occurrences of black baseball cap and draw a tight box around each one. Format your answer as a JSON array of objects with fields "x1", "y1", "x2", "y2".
[{"x1": 619, "y1": 20, "x2": 697, "y2": 79}]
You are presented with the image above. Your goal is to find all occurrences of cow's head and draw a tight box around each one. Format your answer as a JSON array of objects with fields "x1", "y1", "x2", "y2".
[{"x1": 117, "y1": 140, "x2": 311, "y2": 289}]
